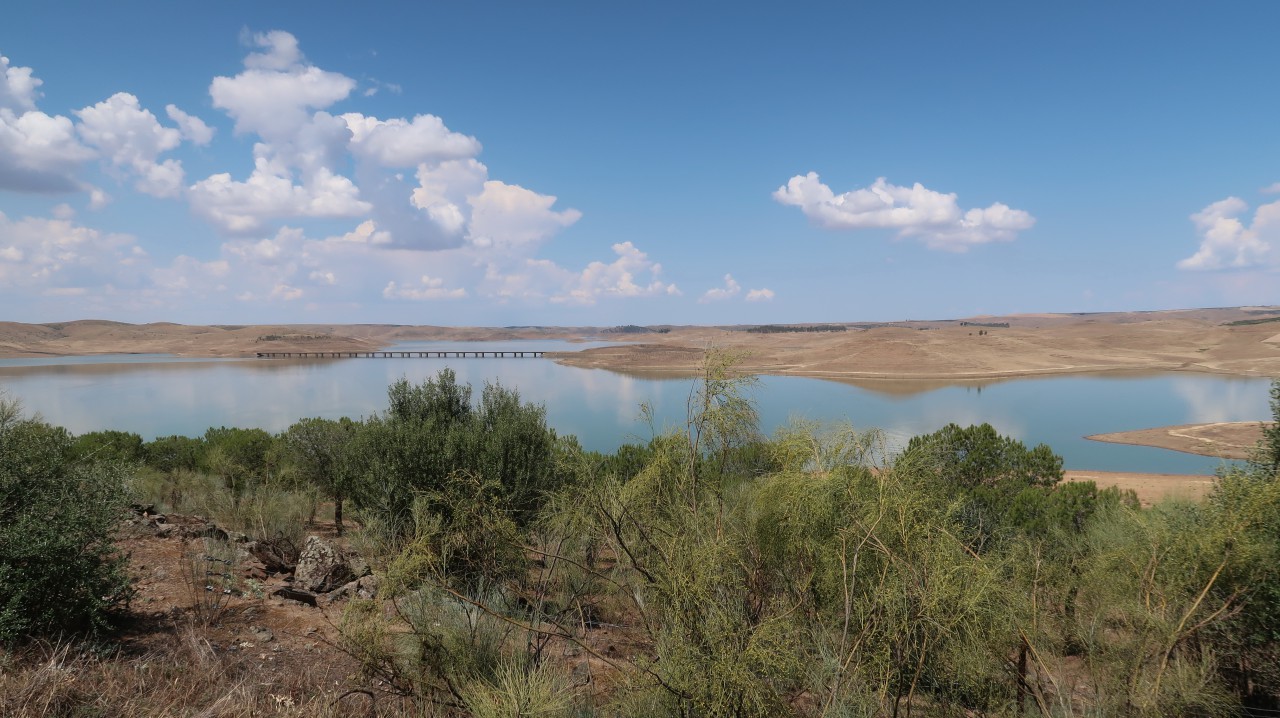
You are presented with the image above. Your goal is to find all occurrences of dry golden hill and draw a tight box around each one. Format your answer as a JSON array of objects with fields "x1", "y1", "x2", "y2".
[
  {"x1": 549, "y1": 308, "x2": 1280, "y2": 381},
  {"x1": 1, "y1": 307, "x2": 1278, "y2": 383}
]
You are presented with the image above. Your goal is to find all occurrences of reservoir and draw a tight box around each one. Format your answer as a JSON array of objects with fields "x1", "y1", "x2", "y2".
[{"x1": 0, "y1": 340, "x2": 1271, "y2": 474}]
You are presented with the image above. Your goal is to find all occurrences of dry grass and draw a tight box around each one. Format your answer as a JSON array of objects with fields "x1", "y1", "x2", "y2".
[{"x1": 0, "y1": 629, "x2": 416, "y2": 718}]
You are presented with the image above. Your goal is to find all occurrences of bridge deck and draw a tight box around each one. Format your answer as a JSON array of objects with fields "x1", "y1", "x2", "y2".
[{"x1": 255, "y1": 350, "x2": 545, "y2": 359}]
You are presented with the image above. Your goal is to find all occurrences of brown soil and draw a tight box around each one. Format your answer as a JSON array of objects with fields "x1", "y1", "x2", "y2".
[
  {"x1": 2, "y1": 307, "x2": 1278, "y2": 382},
  {"x1": 1087, "y1": 422, "x2": 1269, "y2": 460},
  {"x1": 1062, "y1": 470, "x2": 1217, "y2": 506},
  {"x1": 549, "y1": 307, "x2": 1280, "y2": 381}
]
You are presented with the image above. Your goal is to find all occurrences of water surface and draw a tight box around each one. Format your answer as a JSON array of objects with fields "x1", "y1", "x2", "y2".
[{"x1": 1, "y1": 341, "x2": 1270, "y2": 474}]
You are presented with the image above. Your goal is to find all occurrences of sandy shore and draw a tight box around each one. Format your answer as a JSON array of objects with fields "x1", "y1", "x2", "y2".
[
  {"x1": 3, "y1": 308, "x2": 1279, "y2": 382},
  {"x1": 1063, "y1": 470, "x2": 1216, "y2": 506},
  {"x1": 1, "y1": 309, "x2": 1273, "y2": 506},
  {"x1": 1087, "y1": 422, "x2": 1266, "y2": 461}
]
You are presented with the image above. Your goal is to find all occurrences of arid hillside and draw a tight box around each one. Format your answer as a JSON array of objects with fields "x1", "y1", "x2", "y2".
[{"x1": 3, "y1": 307, "x2": 1279, "y2": 382}]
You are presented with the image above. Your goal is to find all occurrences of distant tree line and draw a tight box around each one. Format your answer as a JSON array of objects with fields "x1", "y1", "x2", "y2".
[
  {"x1": 746, "y1": 324, "x2": 848, "y2": 334},
  {"x1": 1226, "y1": 316, "x2": 1280, "y2": 326},
  {"x1": 959, "y1": 321, "x2": 1010, "y2": 328},
  {"x1": 603, "y1": 325, "x2": 670, "y2": 334}
]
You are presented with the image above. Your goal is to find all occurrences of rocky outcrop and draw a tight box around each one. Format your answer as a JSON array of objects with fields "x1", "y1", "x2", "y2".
[{"x1": 294, "y1": 536, "x2": 356, "y2": 593}]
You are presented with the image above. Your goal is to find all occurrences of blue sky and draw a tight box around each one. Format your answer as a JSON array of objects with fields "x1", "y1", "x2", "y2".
[{"x1": 1, "y1": 1, "x2": 1277, "y2": 325}]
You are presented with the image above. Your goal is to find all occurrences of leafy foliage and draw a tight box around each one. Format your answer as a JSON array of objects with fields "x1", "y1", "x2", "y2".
[{"x1": 0, "y1": 399, "x2": 131, "y2": 642}]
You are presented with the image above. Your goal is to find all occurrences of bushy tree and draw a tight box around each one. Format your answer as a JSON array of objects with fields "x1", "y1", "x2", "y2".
[
  {"x1": 0, "y1": 399, "x2": 132, "y2": 642},
  {"x1": 143, "y1": 434, "x2": 205, "y2": 473},
  {"x1": 282, "y1": 416, "x2": 359, "y2": 534},
  {"x1": 1251, "y1": 378, "x2": 1280, "y2": 478},
  {"x1": 202, "y1": 426, "x2": 277, "y2": 504},
  {"x1": 69, "y1": 429, "x2": 145, "y2": 464},
  {"x1": 354, "y1": 370, "x2": 565, "y2": 534},
  {"x1": 905, "y1": 422, "x2": 1065, "y2": 549}
]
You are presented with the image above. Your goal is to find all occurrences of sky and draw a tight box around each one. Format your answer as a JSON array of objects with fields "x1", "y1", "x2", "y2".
[{"x1": 1, "y1": 1, "x2": 1277, "y2": 326}]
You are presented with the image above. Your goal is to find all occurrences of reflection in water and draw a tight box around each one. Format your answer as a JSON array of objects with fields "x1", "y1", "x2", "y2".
[{"x1": 0, "y1": 343, "x2": 1271, "y2": 475}]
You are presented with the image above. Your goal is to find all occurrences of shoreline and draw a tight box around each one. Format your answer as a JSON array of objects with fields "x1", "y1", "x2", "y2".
[
  {"x1": 1062, "y1": 470, "x2": 1216, "y2": 506},
  {"x1": 1086, "y1": 422, "x2": 1265, "y2": 461}
]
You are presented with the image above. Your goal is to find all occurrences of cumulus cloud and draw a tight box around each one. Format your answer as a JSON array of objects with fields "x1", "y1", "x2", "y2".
[
  {"x1": 0, "y1": 33, "x2": 670, "y2": 316},
  {"x1": 210, "y1": 32, "x2": 353, "y2": 139},
  {"x1": 0, "y1": 56, "x2": 95, "y2": 192},
  {"x1": 76, "y1": 93, "x2": 185, "y2": 197},
  {"x1": 165, "y1": 104, "x2": 215, "y2": 145},
  {"x1": 545, "y1": 241, "x2": 680, "y2": 305},
  {"x1": 774, "y1": 173, "x2": 1035, "y2": 251},
  {"x1": 1261, "y1": 182, "x2": 1280, "y2": 195},
  {"x1": 2, "y1": 54, "x2": 203, "y2": 197},
  {"x1": 745, "y1": 288, "x2": 775, "y2": 302},
  {"x1": 192, "y1": 30, "x2": 581, "y2": 254},
  {"x1": 700, "y1": 274, "x2": 741, "y2": 303},
  {"x1": 0, "y1": 211, "x2": 148, "y2": 294},
  {"x1": 189, "y1": 153, "x2": 370, "y2": 233},
  {"x1": 467, "y1": 180, "x2": 582, "y2": 249},
  {"x1": 343, "y1": 112, "x2": 480, "y2": 168},
  {"x1": 1, "y1": 53, "x2": 41, "y2": 111},
  {"x1": 1177, "y1": 196, "x2": 1277, "y2": 271},
  {"x1": 383, "y1": 275, "x2": 467, "y2": 300}
]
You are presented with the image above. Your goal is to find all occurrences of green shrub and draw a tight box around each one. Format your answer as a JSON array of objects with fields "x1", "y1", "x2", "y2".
[{"x1": 0, "y1": 399, "x2": 132, "y2": 642}]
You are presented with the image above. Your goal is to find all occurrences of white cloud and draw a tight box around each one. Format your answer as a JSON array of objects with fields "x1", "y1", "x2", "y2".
[
  {"x1": 242, "y1": 30, "x2": 303, "y2": 71},
  {"x1": 700, "y1": 273, "x2": 741, "y2": 303},
  {"x1": 0, "y1": 211, "x2": 148, "y2": 293},
  {"x1": 188, "y1": 153, "x2": 370, "y2": 233},
  {"x1": 547, "y1": 241, "x2": 680, "y2": 304},
  {"x1": 151, "y1": 255, "x2": 230, "y2": 293},
  {"x1": 88, "y1": 187, "x2": 110, "y2": 209},
  {"x1": 1261, "y1": 182, "x2": 1280, "y2": 195},
  {"x1": 1177, "y1": 196, "x2": 1276, "y2": 270},
  {"x1": 745, "y1": 288, "x2": 775, "y2": 302},
  {"x1": 1, "y1": 54, "x2": 41, "y2": 111},
  {"x1": 269, "y1": 283, "x2": 303, "y2": 301},
  {"x1": 76, "y1": 93, "x2": 185, "y2": 197},
  {"x1": 467, "y1": 180, "x2": 582, "y2": 249},
  {"x1": 383, "y1": 275, "x2": 467, "y2": 300},
  {"x1": 774, "y1": 173, "x2": 1035, "y2": 250},
  {"x1": 210, "y1": 31, "x2": 354, "y2": 140},
  {"x1": 165, "y1": 104, "x2": 215, "y2": 145},
  {"x1": 343, "y1": 112, "x2": 480, "y2": 168},
  {"x1": 0, "y1": 97, "x2": 95, "y2": 192}
]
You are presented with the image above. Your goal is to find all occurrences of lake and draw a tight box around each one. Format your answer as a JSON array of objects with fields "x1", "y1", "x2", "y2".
[{"x1": 0, "y1": 340, "x2": 1271, "y2": 474}]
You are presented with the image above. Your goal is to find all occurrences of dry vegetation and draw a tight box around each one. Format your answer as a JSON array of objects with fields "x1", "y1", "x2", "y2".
[{"x1": 3, "y1": 307, "x2": 1279, "y2": 382}]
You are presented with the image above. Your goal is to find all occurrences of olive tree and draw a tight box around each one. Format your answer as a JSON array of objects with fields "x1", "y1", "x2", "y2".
[{"x1": 0, "y1": 398, "x2": 132, "y2": 642}]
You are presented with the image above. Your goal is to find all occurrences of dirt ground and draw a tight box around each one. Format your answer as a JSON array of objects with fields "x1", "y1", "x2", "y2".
[
  {"x1": 1062, "y1": 470, "x2": 1217, "y2": 507},
  {"x1": 2, "y1": 307, "x2": 1279, "y2": 382},
  {"x1": 3, "y1": 308, "x2": 1273, "y2": 505},
  {"x1": 1086, "y1": 421, "x2": 1267, "y2": 460}
]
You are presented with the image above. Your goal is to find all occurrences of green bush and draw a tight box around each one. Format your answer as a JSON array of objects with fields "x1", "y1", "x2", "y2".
[{"x1": 0, "y1": 399, "x2": 132, "y2": 642}]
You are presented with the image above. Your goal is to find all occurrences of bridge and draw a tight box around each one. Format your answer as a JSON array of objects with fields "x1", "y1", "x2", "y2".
[{"x1": 255, "y1": 350, "x2": 545, "y2": 359}]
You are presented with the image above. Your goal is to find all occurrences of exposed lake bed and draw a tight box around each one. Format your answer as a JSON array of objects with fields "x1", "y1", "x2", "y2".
[
  {"x1": 1, "y1": 339, "x2": 1270, "y2": 481},
  {"x1": 3, "y1": 309, "x2": 1277, "y2": 500}
]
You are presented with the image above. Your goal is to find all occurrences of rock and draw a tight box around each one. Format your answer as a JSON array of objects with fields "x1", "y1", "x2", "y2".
[
  {"x1": 155, "y1": 524, "x2": 180, "y2": 539},
  {"x1": 271, "y1": 587, "x2": 318, "y2": 607},
  {"x1": 294, "y1": 536, "x2": 355, "y2": 593},
  {"x1": 248, "y1": 540, "x2": 295, "y2": 574},
  {"x1": 249, "y1": 625, "x2": 274, "y2": 643},
  {"x1": 571, "y1": 662, "x2": 592, "y2": 686},
  {"x1": 326, "y1": 574, "x2": 381, "y2": 603},
  {"x1": 347, "y1": 553, "x2": 372, "y2": 579}
]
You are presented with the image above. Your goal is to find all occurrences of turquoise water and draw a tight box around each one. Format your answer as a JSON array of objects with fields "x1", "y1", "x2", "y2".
[{"x1": 0, "y1": 341, "x2": 1271, "y2": 474}]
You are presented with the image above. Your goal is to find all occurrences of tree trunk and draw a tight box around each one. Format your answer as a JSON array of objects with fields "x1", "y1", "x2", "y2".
[{"x1": 335, "y1": 494, "x2": 344, "y2": 536}]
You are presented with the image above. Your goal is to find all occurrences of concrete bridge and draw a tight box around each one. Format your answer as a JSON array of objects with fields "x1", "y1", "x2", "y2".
[{"x1": 255, "y1": 350, "x2": 545, "y2": 359}]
